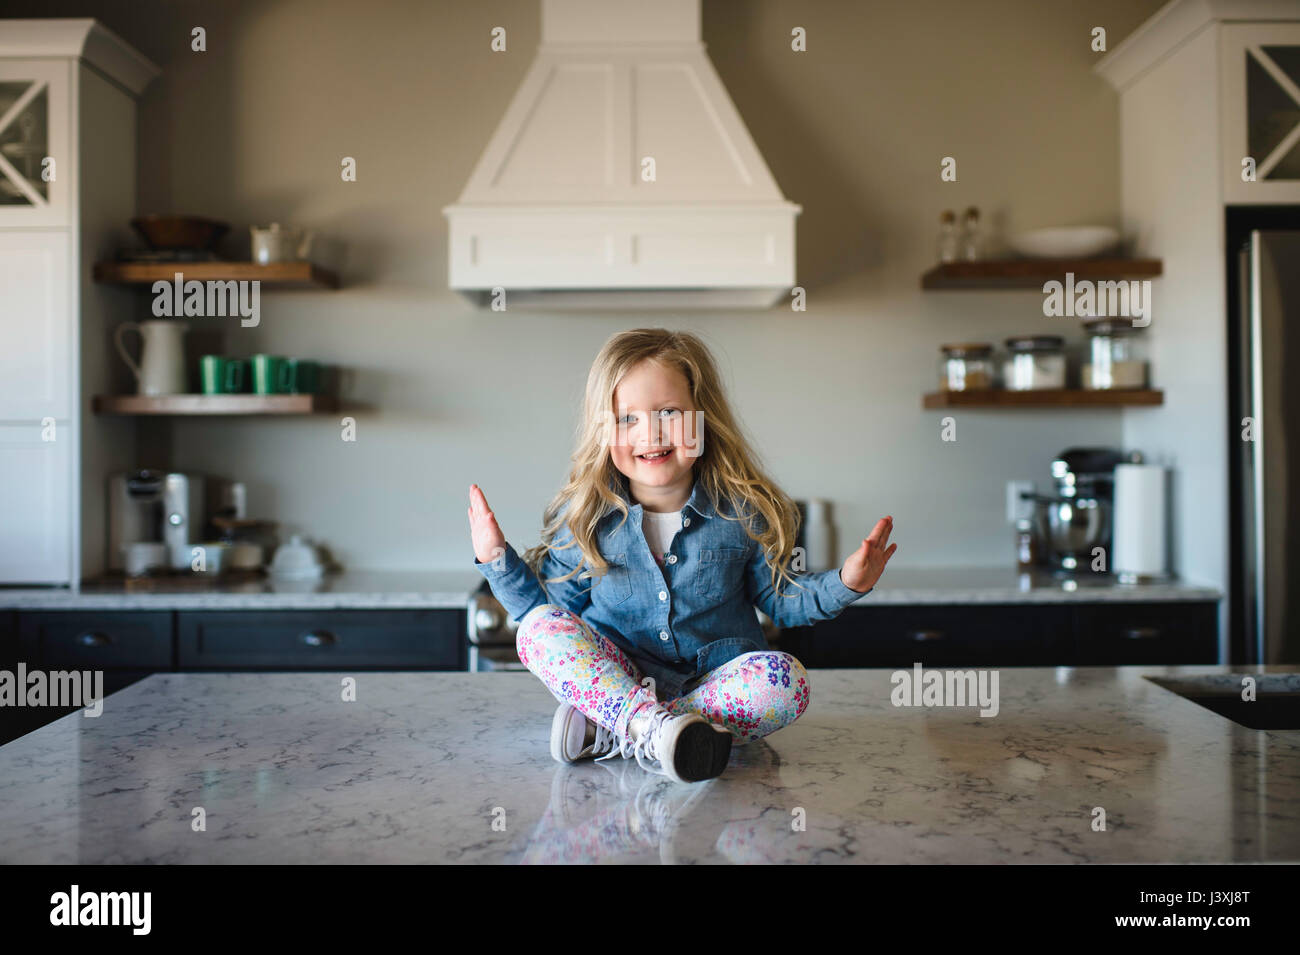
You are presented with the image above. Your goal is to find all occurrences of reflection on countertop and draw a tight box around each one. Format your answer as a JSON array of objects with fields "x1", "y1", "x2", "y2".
[{"x1": 0, "y1": 666, "x2": 1293, "y2": 863}]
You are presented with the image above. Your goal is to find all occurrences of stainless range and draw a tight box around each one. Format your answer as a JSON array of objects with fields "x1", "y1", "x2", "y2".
[
  {"x1": 466, "y1": 585, "x2": 527, "y2": 672},
  {"x1": 465, "y1": 583, "x2": 780, "y2": 672}
]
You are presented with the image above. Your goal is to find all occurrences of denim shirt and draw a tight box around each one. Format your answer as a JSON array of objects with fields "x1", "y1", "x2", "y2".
[{"x1": 473, "y1": 478, "x2": 869, "y2": 699}]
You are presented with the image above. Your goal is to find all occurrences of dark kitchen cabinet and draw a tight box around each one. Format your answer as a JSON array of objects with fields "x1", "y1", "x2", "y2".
[
  {"x1": 778, "y1": 604, "x2": 1073, "y2": 668},
  {"x1": 177, "y1": 610, "x2": 465, "y2": 670},
  {"x1": 0, "y1": 611, "x2": 17, "y2": 734},
  {"x1": 1073, "y1": 602, "x2": 1217, "y2": 665},
  {"x1": 778, "y1": 601, "x2": 1218, "y2": 668},
  {"x1": 0, "y1": 611, "x2": 16, "y2": 666},
  {"x1": 19, "y1": 611, "x2": 173, "y2": 669},
  {"x1": 1, "y1": 606, "x2": 468, "y2": 745},
  {"x1": 2, "y1": 612, "x2": 172, "y2": 745}
]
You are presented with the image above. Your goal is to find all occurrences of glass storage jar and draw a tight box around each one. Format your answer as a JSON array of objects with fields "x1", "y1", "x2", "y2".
[
  {"x1": 1002, "y1": 335, "x2": 1066, "y2": 390},
  {"x1": 1082, "y1": 319, "x2": 1148, "y2": 389},
  {"x1": 939, "y1": 343, "x2": 995, "y2": 391}
]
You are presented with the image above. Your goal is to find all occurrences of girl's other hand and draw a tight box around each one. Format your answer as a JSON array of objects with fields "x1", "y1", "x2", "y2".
[
  {"x1": 468, "y1": 484, "x2": 508, "y2": 565},
  {"x1": 839, "y1": 516, "x2": 897, "y2": 594}
]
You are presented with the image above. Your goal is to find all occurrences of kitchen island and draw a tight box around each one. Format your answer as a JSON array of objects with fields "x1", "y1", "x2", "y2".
[{"x1": 0, "y1": 665, "x2": 1294, "y2": 864}]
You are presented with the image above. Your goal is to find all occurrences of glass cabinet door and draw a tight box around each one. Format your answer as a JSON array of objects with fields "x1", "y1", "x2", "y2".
[
  {"x1": 1223, "y1": 24, "x2": 1300, "y2": 204},
  {"x1": 0, "y1": 80, "x2": 50, "y2": 206},
  {"x1": 1245, "y1": 45, "x2": 1300, "y2": 182},
  {"x1": 0, "y1": 60, "x2": 69, "y2": 226}
]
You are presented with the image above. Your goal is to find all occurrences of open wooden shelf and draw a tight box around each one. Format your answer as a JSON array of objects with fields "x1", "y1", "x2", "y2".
[
  {"x1": 921, "y1": 258, "x2": 1162, "y2": 289},
  {"x1": 92, "y1": 394, "x2": 338, "y2": 416},
  {"x1": 923, "y1": 389, "x2": 1163, "y2": 409},
  {"x1": 93, "y1": 260, "x2": 339, "y2": 289}
]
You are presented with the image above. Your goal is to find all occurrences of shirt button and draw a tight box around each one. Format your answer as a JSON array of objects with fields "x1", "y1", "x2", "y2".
[
  {"x1": 682, "y1": 517, "x2": 691, "y2": 527},
  {"x1": 659, "y1": 630, "x2": 670, "y2": 641},
  {"x1": 658, "y1": 590, "x2": 667, "y2": 601},
  {"x1": 666, "y1": 554, "x2": 677, "y2": 564}
]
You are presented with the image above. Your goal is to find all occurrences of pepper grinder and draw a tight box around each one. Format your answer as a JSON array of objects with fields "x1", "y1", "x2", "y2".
[{"x1": 961, "y1": 206, "x2": 983, "y2": 261}]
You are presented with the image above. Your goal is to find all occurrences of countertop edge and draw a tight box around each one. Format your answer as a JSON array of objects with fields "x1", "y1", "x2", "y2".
[{"x1": 0, "y1": 567, "x2": 1223, "y2": 611}]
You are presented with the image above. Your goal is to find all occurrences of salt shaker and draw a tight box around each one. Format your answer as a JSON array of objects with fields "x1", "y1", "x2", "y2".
[{"x1": 937, "y1": 210, "x2": 959, "y2": 263}]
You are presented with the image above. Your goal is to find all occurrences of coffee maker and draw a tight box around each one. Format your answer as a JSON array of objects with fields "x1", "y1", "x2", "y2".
[
  {"x1": 108, "y1": 470, "x2": 210, "y2": 572},
  {"x1": 1040, "y1": 448, "x2": 1125, "y2": 576}
]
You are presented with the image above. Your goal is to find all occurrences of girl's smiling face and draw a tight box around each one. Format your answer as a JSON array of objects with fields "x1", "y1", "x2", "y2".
[{"x1": 608, "y1": 359, "x2": 697, "y2": 505}]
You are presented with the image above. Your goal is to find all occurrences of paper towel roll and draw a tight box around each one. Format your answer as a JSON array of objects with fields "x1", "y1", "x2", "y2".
[{"x1": 1113, "y1": 463, "x2": 1167, "y2": 577}]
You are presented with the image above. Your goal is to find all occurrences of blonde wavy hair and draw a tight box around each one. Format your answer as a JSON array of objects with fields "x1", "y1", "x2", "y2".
[{"x1": 522, "y1": 328, "x2": 802, "y2": 598}]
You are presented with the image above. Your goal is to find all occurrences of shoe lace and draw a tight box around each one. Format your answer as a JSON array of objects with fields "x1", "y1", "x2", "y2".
[
  {"x1": 590, "y1": 722, "x2": 618, "y2": 757},
  {"x1": 595, "y1": 706, "x2": 673, "y2": 775}
]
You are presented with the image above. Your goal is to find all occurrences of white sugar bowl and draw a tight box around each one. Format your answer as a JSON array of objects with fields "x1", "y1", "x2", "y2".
[{"x1": 268, "y1": 535, "x2": 325, "y2": 580}]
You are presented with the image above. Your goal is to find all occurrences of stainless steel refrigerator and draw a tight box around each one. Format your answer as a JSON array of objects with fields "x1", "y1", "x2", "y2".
[{"x1": 1237, "y1": 230, "x2": 1300, "y2": 664}]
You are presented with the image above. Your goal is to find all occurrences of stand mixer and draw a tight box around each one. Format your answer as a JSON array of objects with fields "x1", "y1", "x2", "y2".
[{"x1": 1026, "y1": 448, "x2": 1125, "y2": 577}]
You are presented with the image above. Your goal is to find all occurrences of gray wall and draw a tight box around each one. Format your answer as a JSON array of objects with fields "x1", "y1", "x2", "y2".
[{"x1": 9, "y1": 0, "x2": 1165, "y2": 571}]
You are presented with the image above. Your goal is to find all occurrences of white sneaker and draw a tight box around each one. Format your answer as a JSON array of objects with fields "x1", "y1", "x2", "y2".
[
  {"x1": 599, "y1": 705, "x2": 732, "y2": 783},
  {"x1": 550, "y1": 702, "x2": 619, "y2": 763}
]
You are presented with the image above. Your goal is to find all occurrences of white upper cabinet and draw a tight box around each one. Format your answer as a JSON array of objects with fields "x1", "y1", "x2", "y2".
[
  {"x1": 0, "y1": 19, "x2": 157, "y2": 585},
  {"x1": 1221, "y1": 23, "x2": 1300, "y2": 204},
  {"x1": 0, "y1": 20, "x2": 157, "y2": 230},
  {"x1": 0, "y1": 424, "x2": 71, "y2": 584},
  {"x1": 0, "y1": 58, "x2": 70, "y2": 228},
  {"x1": 1097, "y1": 2, "x2": 1300, "y2": 206},
  {"x1": 0, "y1": 230, "x2": 71, "y2": 420}
]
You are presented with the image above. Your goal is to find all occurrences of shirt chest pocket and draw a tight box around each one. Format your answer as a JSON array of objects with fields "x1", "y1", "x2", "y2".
[
  {"x1": 696, "y1": 547, "x2": 749, "y2": 601},
  {"x1": 593, "y1": 553, "x2": 633, "y2": 604}
]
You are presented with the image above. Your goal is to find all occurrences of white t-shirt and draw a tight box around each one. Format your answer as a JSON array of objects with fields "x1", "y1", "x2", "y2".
[{"x1": 642, "y1": 509, "x2": 683, "y2": 563}]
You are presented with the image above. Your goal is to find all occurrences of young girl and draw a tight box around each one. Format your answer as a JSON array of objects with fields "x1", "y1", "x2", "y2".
[{"x1": 468, "y1": 328, "x2": 895, "y2": 783}]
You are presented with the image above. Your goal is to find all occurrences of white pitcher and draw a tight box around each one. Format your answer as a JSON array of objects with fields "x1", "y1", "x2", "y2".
[{"x1": 114, "y1": 320, "x2": 187, "y2": 395}]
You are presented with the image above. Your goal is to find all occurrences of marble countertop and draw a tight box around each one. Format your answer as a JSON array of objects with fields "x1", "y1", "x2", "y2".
[
  {"x1": 849, "y1": 567, "x2": 1221, "y2": 605},
  {"x1": 0, "y1": 665, "x2": 1293, "y2": 864},
  {"x1": 0, "y1": 566, "x2": 1219, "y2": 611}
]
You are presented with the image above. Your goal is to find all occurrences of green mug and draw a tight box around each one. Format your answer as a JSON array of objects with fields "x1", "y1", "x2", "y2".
[
  {"x1": 200, "y1": 356, "x2": 247, "y2": 394},
  {"x1": 284, "y1": 359, "x2": 322, "y2": 394},
  {"x1": 251, "y1": 354, "x2": 291, "y2": 395}
]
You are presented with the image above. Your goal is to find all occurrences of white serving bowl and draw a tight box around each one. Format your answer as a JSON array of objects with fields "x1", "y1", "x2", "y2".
[
  {"x1": 226, "y1": 542, "x2": 264, "y2": 571},
  {"x1": 122, "y1": 542, "x2": 169, "y2": 577},
  {"x1": 1007, "y1": 226, "x2": 1121, "y2": 259}
]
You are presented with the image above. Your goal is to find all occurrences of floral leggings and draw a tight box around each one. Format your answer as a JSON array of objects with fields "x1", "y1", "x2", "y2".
[{"x1": 515, "y1": 604, "x2": 810, "y2": 743}]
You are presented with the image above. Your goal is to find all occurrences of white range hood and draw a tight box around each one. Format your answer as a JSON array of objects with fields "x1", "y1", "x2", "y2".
[{"x1": 444, "y1": 0, "x2": 800, "y2": 309}]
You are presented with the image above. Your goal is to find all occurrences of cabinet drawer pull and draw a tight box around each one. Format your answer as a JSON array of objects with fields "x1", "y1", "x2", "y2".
[
  {"x1": 75, "y1": 632, "x2": 112, "y2": 647},
  {"x1": 909, "y1": 629, "x2": 945, "y2": 642},
  {"x1": 299, "y1": 631, "x2": 339, "y2": 648},
  {"x1": 1124, "y1": 627, "x2": 1162, "y2": 640}
]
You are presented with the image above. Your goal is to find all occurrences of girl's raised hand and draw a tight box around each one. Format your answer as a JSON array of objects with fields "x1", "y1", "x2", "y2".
[
  {"x1": 468, "y1": 484, "x2": 508, "y2": 565},
  {"x1": 839, "y1": 516, "x2": 897, "y2": 594}
]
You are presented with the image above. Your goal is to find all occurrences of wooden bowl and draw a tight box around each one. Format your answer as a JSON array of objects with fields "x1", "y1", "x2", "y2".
[{"x1": 131, "y1": 215, "x2": 229, "y2": 251}]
